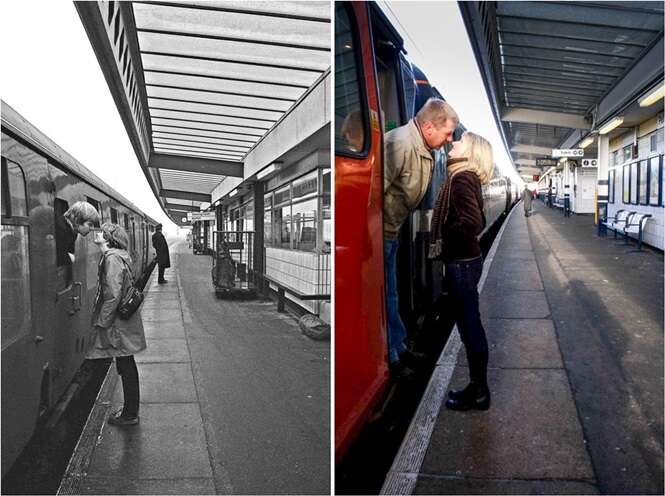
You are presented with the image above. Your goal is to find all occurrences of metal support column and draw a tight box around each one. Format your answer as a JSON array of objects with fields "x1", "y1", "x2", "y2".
[
  {"x1": 253, "y1": 181, "x2": 265, "y2": 293},
  {"x1": 564, "y1": 160, "x2": 571, "y2": 217},
  {"x1": 596, "y1": 135, "x2": 610, "y2": 236}
]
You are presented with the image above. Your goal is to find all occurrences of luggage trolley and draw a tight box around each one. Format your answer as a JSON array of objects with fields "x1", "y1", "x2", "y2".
[{"x1": 211, "y1": 231, "x2": 256, "y2": 298}]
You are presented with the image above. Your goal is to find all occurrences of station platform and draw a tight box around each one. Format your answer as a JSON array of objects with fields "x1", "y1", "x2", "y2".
[
  {"x1": 383, "y1": 202, "x2": 664, "y2": 495},
  {"x1": 59, "y1": 242, "x2": 330, "y2": 495}
]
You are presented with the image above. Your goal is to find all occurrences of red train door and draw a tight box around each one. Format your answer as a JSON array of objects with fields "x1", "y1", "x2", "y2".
[{"x1": 334, "y1": 1, "x2": 388, "y2": 458}]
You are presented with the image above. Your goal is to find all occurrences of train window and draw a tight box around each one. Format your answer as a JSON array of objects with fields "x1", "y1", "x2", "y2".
[
  {"x1": 335, "y1": 3, "x2": 368, "y2": 156},
  {"x1": 1, "y1": 224, "x2": 32, "y2": 351},
  {"x1": 622, "y1": 165, "x2": 630, "y2": 204},
  {"x1": 85, "y1": 197, "x2": 102, "y2": 226},
  {"x1": 110, "y1": 207, "x2": 118, "y2": 224},
  {"x1": 124, "y1": 213, "x2": 129, "y2": 229},
  {"x1": 131, "y1": 220, "x2": 136, "y2": 252},
  {"x1": 264, "y1": 193, "x2": 273, "y2": 246},
  {"x1": 623, "y1": 145, "x2": 633, "y2": 163},
  {"x1": 649, "y1": 156, "x2": 661, "y2": 206},
  {"x1": 2, "y1": 158, "x2": 28, "y2": 218}
]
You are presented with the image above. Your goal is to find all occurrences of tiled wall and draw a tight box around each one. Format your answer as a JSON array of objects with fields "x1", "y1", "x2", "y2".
[{"x1": 265, "y1": 247, "x2": 331, "y2": 321}]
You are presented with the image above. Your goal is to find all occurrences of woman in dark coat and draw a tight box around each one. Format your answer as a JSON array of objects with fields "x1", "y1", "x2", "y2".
[
  {"x1": 430, "y1": 131, "x2": 494, "y2": 411},
  {"x1": 152, "y1": 223, "x2": 170, "y2": 284},
  {"x1": 88, "y1": 223, "x2": 146, "y2": 425}
]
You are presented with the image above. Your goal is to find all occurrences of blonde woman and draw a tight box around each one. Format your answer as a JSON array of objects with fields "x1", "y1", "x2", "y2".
[{"x1": 429, "y1": 131, "x2": 494, "y2": 411}]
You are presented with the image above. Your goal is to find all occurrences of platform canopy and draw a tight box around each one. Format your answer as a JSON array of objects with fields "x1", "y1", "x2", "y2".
[
  {"x1": 77, "y1": 1, "x2": 330, "y2": 225},
  {"x1": 460, "y1": 1, "x2": 664, "y2": 181}
]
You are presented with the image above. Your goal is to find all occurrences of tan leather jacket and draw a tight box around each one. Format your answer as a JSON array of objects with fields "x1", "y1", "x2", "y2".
[{"x1": 383, "y1": 120, "x2": 434, "y2": 240}]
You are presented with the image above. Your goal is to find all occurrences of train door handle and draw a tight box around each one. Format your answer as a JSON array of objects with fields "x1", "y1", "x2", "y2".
[
  {"x1": 35, "y1": 335, "x2": 44, "y2": 344},
  {"x1": 71, "y1": 282, "x2": 82, "y2": 312}
]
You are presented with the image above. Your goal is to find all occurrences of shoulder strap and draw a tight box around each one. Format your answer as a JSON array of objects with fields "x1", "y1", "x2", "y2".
[{"x1": 106, "y1": 253, "x2": 135, "y2": 285}]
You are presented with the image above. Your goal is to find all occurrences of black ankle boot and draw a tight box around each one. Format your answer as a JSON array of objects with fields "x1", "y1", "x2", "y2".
[
  {"x1": 445, "y1": 384, "x2": 491, "y2": 411},
  {"x1": 448, "y1": 383, "x2": 476, "y2": 401}
]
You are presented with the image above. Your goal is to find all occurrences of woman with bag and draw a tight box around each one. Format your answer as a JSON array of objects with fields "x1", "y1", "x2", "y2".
[
  {"x1": 429, "y1": 131, "x2": 494, "y2": 411},
  {"x1": 88, "y1": 223, "x2": 146, "y2": 425}
]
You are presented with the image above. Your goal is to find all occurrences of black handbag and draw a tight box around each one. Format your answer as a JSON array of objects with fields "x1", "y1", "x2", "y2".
[{"x1": 116, "y1": 257, "x2": 144, "y2": 320}]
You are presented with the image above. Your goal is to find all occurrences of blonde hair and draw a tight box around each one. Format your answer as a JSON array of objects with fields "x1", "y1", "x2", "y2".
[
  {"x1": 416, "y1": 98, "x2": 459, "y2": 130},
  {"x1": 64, "y1": 201, "x2": 100, "y2": 226},
  {"x1": 461, "y1": 131, "x2": 494, "y2": 184}
]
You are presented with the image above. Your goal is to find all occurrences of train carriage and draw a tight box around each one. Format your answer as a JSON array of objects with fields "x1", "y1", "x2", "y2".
[
  {"x1": 335, "y1": 1, "x2": 518, "y2": 459},
  {"x1": 1, "y1": 101, "x2": 158, "y2": 477}
]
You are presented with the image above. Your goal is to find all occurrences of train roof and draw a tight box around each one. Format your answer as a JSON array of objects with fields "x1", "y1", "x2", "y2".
[{"x1": 1, "y1": 100, "x2": 158, "y2": 225}]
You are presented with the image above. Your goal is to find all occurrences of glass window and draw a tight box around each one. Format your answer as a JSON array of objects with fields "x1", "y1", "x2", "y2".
[
  {"x1": 110, "y1": 207, "x2": 118, "y2": 224},
  {"x1": 623, "y1": 165, "x2": 630, "y2": 204},
  {"x1": 651, "y1": 134, "x2": 658, "y2": 153},
  {"x1": 124, "y1": 213, "x2": 129, "y2": 229},
  {"x1": 1, "y1": 225, "x2": 31, "y2": 350},
  {"x1": 335, "y1": 3, "x2": 367, "y2": 155},
  {"x1": 639, "y1": 160, "x2": 648, "y2": 205},
  {"x1": 292, "y1": 198, "x2": 317, "y2": 251},
  {"x1": 608, "y1": 169, "x2": 615, "y2": 204},
  {"x1": 274, "y1": 184, "x2": 290, "y2": 207},
  {"x1": 649, "y1": 156, "x2": 661, "y2": 206},
  {"x1": 274, "y1": 204, "x2": 291, "y2": 249},
  {"x1": 2, "y1": 158, "x2": 28, "y2": 217},
  {"x1": 630, "y1": 162, "x2": 638, "y2": 204},
  {"x1": 623, "y1": 145, "x2": 632, "y2": 163},
  {"x1": 613, "y1": 150, "x2": 619, "y2": 166},
  {"x1": 292, "y1": 170, "x2": 318, "y2": 202},
  {"x1": 86, "y1": 197, "x2": 102, "y2": 226},
  {"x1": 264, "y1": 193, "x2": 272, "y2": 246}
]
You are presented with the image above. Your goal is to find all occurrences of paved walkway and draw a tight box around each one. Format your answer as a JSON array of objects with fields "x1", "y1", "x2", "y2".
[
  {"x1": 384, "y1": 201, "x2": 663, "y2": 495},
  {"x1": 60, "y1": 242, "x2": 330, "y2": 495}
]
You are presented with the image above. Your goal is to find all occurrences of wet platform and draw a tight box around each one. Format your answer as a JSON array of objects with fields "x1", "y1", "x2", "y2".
[
  {"x1": 59, "y1": 242, "x2": 330, "y2": 495},
  {"x1": 383, "y1": 201, "x2": 664, "y2": 495}
]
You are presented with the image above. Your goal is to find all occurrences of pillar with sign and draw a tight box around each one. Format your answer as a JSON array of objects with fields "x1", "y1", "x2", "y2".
[
  {"x1": 552, "y1": 149, "x2": 583, "y2": 217},
  {"x1": 596, "y1": 135, "x2": 610, "y2": 236}
]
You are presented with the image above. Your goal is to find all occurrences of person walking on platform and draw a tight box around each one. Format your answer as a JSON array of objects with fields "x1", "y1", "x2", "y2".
[
  {"x1": 429, "y1": 131, "x2": 493, "y2": 411},
  {"x1": 152, "y1": 223, "x2": 170, "y2": 284},
  {"x1": 384, "y1": 98, "x2": 459, "y2": 378},
  {"x1": 522, "y1": 185, "x2": 533, "y2": 217},
  {"x1": 88, "y1": 223, "x2": 146, "y2": 425}
]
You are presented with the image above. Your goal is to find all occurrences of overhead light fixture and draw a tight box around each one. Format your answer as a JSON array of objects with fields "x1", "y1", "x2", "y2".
[
  {"x1": 229, "y1": 189, "x2": 238, "y2": 197},
  {"x1": 638, "y1": 82, "x2": 665, "y2": 107},
  {"x1": 257, "y1": 164, "x2": 276, "y2": 180},
  {"x1": 579, "y1": 136, "x2": 594, "y2": 148},
  {"x1": 598, "y1": 116, "x2": 624, "y2": 135}
]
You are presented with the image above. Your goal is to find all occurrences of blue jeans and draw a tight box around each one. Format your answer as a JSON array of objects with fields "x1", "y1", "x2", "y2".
[
  {"x1": 384, "y1": 240, "x2": 407, "y2": 363},
  {"x1": 445, "y1": 256, "x2": 488, "y2": 386}
]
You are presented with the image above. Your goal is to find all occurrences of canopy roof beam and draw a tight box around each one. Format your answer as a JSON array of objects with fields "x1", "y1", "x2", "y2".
[
  {"x1": 510, "y1": 144, "x2": 553, "y2": 156},
  {"x1": 164, "y1": 203, "x2": 200, "y2": 212},
  {"x1": 160, "y1": 189, "x2": 211, "y2": 202},
  {"x1": 502, "y1": 108, "x2": 591, "y2": 129},
  {"x1": 150, "y1": 152, "x2": 243, "y2": 176}
]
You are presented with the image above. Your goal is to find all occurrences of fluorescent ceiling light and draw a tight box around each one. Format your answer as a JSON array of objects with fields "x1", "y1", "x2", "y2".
[
  {"x1": 257, "y1": 164, "x2": 276, "y2": 180},
  {"x1": 229, "y1": 189, "x2": 238, "y2": 197},
  {"x1": 579, "y1": 136, "x2": 594, "y2": 148},
  {"x1": 598, "y1": 117, "x2": 624, "y2": 135},
  {"x1": 638, "y1": 83, "x2": 665, "y2": 107}
]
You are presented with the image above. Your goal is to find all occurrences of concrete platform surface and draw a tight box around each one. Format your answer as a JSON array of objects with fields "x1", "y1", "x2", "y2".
[
  {"x1": 60, "y1": 242, "x2": 330, "y2": 495},
  {"x1": 386, "y1": 201, "x2": 663, "y2": 495}
]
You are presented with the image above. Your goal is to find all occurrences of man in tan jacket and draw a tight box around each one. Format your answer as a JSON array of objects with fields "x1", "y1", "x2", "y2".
[{"x1": 384, "y1": 98, "x2": 459, "y2": 377}]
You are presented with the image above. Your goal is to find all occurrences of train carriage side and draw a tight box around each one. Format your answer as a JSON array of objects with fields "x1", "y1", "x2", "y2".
[{"x1": 1, "y1": 102, "x2": 156, "y2": 476}]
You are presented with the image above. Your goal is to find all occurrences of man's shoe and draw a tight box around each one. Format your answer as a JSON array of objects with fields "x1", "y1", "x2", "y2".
[
  {"x1": 390, "y1": 361, "x2": 416, "y2": 380},
  {"x1": 445, "y1": 385, "x2": 490, "y2": 411},
  {"x1": 107, "y1": 411, "x2": 139, "y2": 426},
  {"x1": 158, "y1": 279, "x2": 168, "y2": 284}
]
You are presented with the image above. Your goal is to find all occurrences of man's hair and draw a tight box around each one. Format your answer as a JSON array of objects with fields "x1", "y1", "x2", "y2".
[
  {"x1": 415, "y1": 98, "x2": 459, "y2": 129},
  {"x1": 100, "y1": 223, "x2": 129, "y2": 250},
  {"x1": 64, "y1": 201, "x2": 100, "y2": 226}
]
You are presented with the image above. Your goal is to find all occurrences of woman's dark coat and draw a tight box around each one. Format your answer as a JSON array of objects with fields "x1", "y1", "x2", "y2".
[{"x1": 152, "y1": 231, "x2": 171, "y2": 268}]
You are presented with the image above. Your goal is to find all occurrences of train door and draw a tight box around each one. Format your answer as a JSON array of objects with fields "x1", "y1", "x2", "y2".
[
  {"x1": 334, "y1": 1, "x2": 387, "y2": 457},
  {"x1": 1, "y1": 157, "x2": 39, "y2": 476},
  {"x1": 370, "y1": 6, "x2": 418, "y2": 328}
]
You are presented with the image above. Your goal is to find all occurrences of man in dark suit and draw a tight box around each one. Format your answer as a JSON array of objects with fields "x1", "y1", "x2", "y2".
[{"x1": 152, "y1": 224, "x2": 170, "y2": 284}]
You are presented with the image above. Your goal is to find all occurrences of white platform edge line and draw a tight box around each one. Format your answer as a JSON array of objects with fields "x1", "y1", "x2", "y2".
[{"x1": 380, "y1": 202, "x2": 521, "y2": 496}]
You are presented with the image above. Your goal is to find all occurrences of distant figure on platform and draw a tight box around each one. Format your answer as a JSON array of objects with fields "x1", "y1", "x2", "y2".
[
  {"x1": 522, "y1": 185, "x2": 533, "y2": 217},
  {"x1": 547, "y1": 185, "x2": 553, "y2": 208},
  {"x1": 152, "y1": 224, "x2": 170, "y2": 284},
  {"x1": 429, "y1": 131, "x2": 493, "y2": 411},
  {"x1": 88, "y1": 223, "x2": 146, "y2": 426},
  {"x1": 384, "y1": 98, "x2": 459, "y2": 379}
]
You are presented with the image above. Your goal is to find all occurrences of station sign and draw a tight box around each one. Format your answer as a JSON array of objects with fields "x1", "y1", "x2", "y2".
[
  {"x1": 536, "y1": 158, "x2": 558, "y2": 167},
  {"x1": 188, "y1": 212, "x2": 216, "y2": 222},
  {"x1": 552, "y1": 148, "x2": 584, "y2": 158}
]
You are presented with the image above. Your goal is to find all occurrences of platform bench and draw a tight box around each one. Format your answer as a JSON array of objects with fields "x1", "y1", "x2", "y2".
[
  {"x1": 603, "y1": 211, "x2": 652, "y2": 251},
  {"x1": 261, "y1": 274, "x2": 330, "y2": 313}
]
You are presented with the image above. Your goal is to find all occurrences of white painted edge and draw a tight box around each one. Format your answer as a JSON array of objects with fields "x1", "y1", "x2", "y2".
[{"x1": 380, "y1": 202, "x2": 521, "y2": 495}]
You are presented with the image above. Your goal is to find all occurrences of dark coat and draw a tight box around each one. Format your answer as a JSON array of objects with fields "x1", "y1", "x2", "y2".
[
  {"x1": 152, "y1": 231, "x2": 170, "y2": 267},
  {"x1": 55, "y1": 215, "x2": 77, "y2": 266},
  {"x1": 436, "y1": 171, "x2": 485, "y2": 263}
]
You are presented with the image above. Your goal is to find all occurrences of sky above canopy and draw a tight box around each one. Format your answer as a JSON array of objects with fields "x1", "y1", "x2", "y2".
[
  {"x1": 1, "y1": 2, "x2": 180, "y2": 234},
  {"x1": 380, "y1": 1, "x2": 522, "y2": 185}
]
